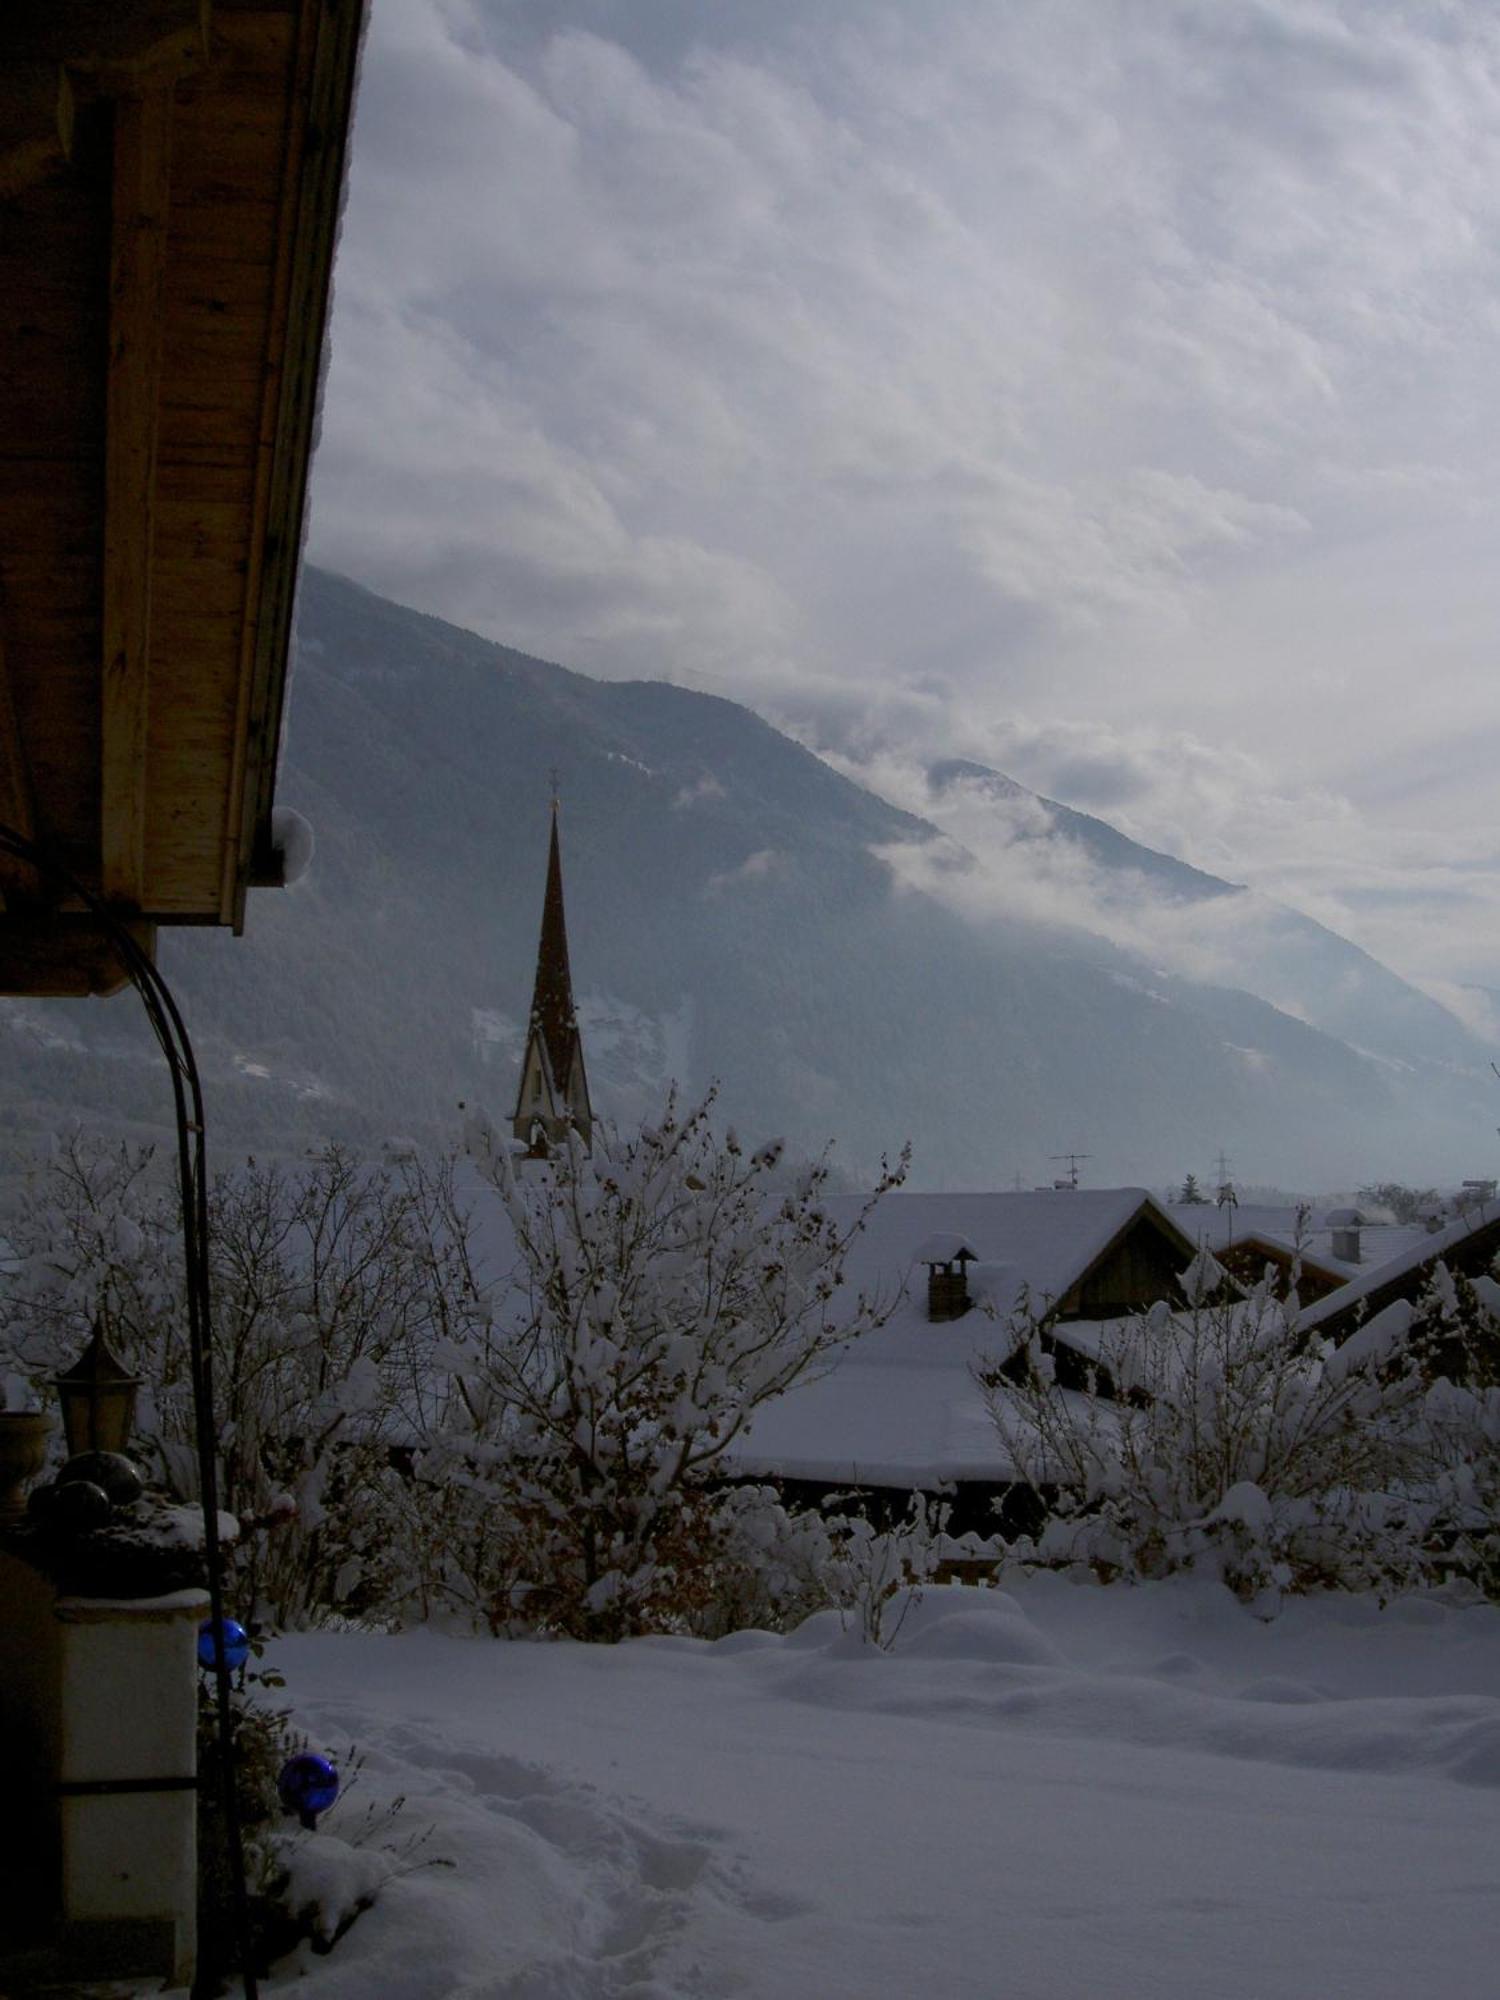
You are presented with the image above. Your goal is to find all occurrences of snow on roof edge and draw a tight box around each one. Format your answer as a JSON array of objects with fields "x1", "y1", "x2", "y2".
[{"x1": 1299, "y1": 1200, "x2": 1500, "y2": 1334}]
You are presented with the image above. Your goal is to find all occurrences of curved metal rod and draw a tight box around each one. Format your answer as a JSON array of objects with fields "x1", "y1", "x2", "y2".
[{"x1": 0, "y1": 824, "x2": 258, "y2": 2000}]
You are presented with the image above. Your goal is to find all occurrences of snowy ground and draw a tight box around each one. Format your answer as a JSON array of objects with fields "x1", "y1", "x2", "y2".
[{"x1": 264, "y1": 1577, "x2": 1500, "y2": 1999}]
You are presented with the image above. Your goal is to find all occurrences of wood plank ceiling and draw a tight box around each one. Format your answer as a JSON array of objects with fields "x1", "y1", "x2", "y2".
[{"x1": 0, "y1": 0, "x2": 364, "y2": 994}]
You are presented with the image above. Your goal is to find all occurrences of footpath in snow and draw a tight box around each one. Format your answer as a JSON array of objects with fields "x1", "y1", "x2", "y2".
[{"x1": 265, "y1": 1575, "x2": 1500, "y2": 2000}]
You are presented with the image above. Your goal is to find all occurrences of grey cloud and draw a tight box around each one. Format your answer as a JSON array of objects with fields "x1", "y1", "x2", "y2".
[{"x1": 309, "y1": 0, "x2": 1500, "y2": 990}]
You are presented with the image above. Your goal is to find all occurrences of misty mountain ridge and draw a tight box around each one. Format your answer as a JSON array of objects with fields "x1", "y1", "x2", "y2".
[
  {"x1": 918, "y1": 757, "x2": 1483, "y2": 1076},
  {"x1": 0, "y1": 568, "x2": 1492, "y2": 1188}
]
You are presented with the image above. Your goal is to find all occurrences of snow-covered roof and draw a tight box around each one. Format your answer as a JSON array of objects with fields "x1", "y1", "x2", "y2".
[
  {"x1": 1165, "y1": 1204, "x2": 1431, "y2": 1282},
  {"x1": 913, "y1": 1233, "x2": 977, "y2": 1265},
  {"x1": 829, "y1": 1187, "x2": 1167, "y2": 1324},
  {"x1": 730, "y1": 1355, "x2": 1019, "y2": 1488},
  {"x1": 730, "y1": 1187, "x2": 1175, "y2": 1489},
  {"x1": 446, "y1": 1165, "x2": 1181, "y2": 1492},
  {"x1": 1298, "y1": 1198, "x2": 1500, "y2": 1339}
]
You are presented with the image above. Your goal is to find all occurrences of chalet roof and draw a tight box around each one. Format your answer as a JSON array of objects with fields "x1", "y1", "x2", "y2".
[
  {"x1": 1298, "y1": 1198, "x2": 1500, "y2": 1345},
  {"x1": 828, "y1": 1187, "x2": 1189, "y2": 1324},
  {"x1": 1165, "y1": 1204, "x2": 1431, "y2": 1284},
  {"x1": 913, "y1": 1233, "x2": 977, "y2": 1265},
  {"x1": 0, "y1": 0, "x2": 366, "y2": 995},
  {"x1": 729, "y1": 1186, "x2": 1190, "y2": 1489}
]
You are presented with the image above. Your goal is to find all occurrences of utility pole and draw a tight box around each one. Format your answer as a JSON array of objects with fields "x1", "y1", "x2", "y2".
[{"x1": 1214, "y1": 1147, "x2": 1238, "y2": 1228}]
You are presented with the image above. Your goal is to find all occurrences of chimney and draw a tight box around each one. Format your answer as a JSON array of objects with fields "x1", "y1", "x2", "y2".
[
  {"x1": 916, "y1": 1236, "x2": 978, "y2": 1322},
  {"x1": 1326, "y1": 1207, "x2": 1362, "y2": 1263}
]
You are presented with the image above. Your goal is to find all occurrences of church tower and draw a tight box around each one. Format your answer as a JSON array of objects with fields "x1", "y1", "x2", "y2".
[{"x1": 512, "y1": 795, "x2": 594, "y2": 1156}]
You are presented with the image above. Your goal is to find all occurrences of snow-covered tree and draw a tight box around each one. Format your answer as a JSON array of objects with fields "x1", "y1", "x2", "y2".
[
  {"x1": 0, "y1": 1137, "x2": 475, "y2": 1625},
  {"x1": 1396, "y1": 1260, "x2": 1500, "y2": 1595},
  {"x1": 1356, "y1": 1181, "x2": 1441, "y2": 1226},
  {"x1": 424, "y1": 1093, "x2": 908, "y2": 1639},
  {"x1": 979, "y1": 1258, "x2": 1427, "y2": 1607}
]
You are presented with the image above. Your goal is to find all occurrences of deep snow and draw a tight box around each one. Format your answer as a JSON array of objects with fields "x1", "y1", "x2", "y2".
[{"x1": 260, "y1": 1576, "x2": 1500, "y2": 1999}]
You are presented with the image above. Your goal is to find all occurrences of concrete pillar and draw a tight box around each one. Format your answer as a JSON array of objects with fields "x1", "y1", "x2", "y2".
[
  {"x1": 56, "y1": 1587, "x2": 208, "y2": 1989},
  {"x1": 0, "y1": 1549, "x2": 207, "y2": 1991}
]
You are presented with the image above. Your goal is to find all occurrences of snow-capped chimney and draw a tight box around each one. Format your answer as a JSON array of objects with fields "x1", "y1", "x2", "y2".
[
  {"x1": 916, "y1": 1236, "x2": 978, "y2": 1322},
  {"x1": 1327, "y1": 1208, "x2": 1362, "y2": 1263}
]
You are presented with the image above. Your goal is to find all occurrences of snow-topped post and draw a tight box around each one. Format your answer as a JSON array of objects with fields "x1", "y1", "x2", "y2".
[{"x1": 0, "y1": 1491, "x2": 224, "y2": 1989}]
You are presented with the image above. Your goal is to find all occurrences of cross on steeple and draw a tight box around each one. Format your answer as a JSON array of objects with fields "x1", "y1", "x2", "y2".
[{"x1": 512, "y1": 792, "x2": 593, "y2": 1156}]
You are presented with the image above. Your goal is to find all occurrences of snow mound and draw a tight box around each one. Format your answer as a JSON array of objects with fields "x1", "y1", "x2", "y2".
[
  {"x1": 882, "y1": 1586, "x2": 1065, "y2": 1666},
  {"x1": 1233, "y1": 1676, "x2": 1330, "y2": 1706},
  {"x1": 278, "y1": 1831, "x2": 392, "y2": 1948},
  {"x1": 269, "y1": 1583, "x2": 1500, "y2": 1999}
]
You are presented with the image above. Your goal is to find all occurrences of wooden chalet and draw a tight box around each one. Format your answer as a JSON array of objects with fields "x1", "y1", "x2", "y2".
[
  {"x1": 1213, "y1": 1234, "x2": 1347, "y2": 1304},
  {"x1": 0, "y1": 0, "x2": 365, "y2": 998},
  {"x1": 1300, "y1": 1200, "x2": 1500, "y2": 1349},
  {"x1": 728, "y1": 1187, "x2": 1208, "y2": 1539}
]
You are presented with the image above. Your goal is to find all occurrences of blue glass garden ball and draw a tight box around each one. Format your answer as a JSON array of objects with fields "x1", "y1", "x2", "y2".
[
  {"x1": 59, "y1": 1450, "x2": 144, "y2": 1506},
  {"x1": 197, "y1": 1616, "x2": 251, "y2": 1673},
  {"x1": 278, "y1": 1752, "x2": 340, "y2": 1828}
]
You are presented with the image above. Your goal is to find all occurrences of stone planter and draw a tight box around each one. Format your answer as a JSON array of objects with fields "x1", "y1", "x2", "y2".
[{"x1": 0, "y1": 1410, "x2": 54, "y2": 1526}]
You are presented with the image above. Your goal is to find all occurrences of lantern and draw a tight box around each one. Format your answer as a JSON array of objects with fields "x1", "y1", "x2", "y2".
[{"x1": 54, "y1": 1323, "x2": 140, "y2": 1458}]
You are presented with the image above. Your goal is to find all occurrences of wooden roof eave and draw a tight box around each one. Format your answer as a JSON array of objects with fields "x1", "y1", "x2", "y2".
[
  {"x1": 0, "y1": 0, "x2": 367, "y2": 995},
  {"x1": 1056, "y1": 1196, "x2": 1204, "y2": 1316},
  {"x1": 231, "y1": 0, "x2": 365, "y2": 926}
]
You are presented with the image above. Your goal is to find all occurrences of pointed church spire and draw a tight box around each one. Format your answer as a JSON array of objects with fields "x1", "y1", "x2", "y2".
[{"x1": 513, "y1": 791, "x2": 593, "y2": 1155}]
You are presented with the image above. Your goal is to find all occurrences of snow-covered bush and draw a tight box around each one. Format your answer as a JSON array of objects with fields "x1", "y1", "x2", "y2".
[
  {"x1": 0, "y1": 1111, "x2": 915, "y2": 1639},
  {"x1": 980, "y1": 1260, "x2": 1428, "y2": 1606},
  {"x1": 818, "y1": 1490, "x2": 951, "y2": 1648},
  {"x1": 1402, "y1": 1260, "x2": 1500, "y2": 1595},
  {"x1": 682, "y1": 1485, "x2": 948, "y2": 1643},
  {"x1": 416, "y1": 1093, "x2": 907, "y2": 1639},
  {"x1": 0, "y1": 1137, "x2": 477, "y2": 1626}
]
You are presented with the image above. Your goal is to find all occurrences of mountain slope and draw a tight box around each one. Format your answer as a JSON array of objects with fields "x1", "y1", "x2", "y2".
[
  {"x1": 0, "y1": 569, "x2": 1491, "y2": 1187},
  {"x1": 924, "y1": 757, "x2": 1483, "y2": 1072}
]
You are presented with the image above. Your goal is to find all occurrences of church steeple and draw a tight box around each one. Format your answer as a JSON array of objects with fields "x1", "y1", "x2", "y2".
[{"x1": 513, "y1": 792, "x2": 593, "y2": 1155}]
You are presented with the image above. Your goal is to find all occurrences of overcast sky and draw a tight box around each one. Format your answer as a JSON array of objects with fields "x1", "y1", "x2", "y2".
[{"x1": 308, "y1": 0, "x2": 1500, "y2": 1001}]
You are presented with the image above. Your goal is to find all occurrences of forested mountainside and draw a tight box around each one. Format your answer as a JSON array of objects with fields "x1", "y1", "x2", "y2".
[{"x1": 1, "y1": 569, "x2": 1491, "y2": 1188}]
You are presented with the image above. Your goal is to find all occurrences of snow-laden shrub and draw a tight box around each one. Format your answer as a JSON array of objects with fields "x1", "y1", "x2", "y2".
[
  {"x1": 686, "y1": 1485, "x2": 949, "y2": 1644},
  {"x1": 0, "y1": 1136, "x2": 480, "y2": 1626},
  {"x1": 1402, "y1": 1260, "x2": 1500, "y2": 1595},
  {"x1": 409, "y1": 1092, "x2": 908, "y2": 1640},
  {"x1": 0, "y1": 1109, "x2": 913, "y2": 1640},
  {"x1": 980, "y1": 1261, "x2": 1429, "y2": 1606}
]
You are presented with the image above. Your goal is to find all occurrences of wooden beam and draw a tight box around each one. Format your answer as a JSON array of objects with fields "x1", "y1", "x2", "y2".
[
  {"x1": 0, "y1": 913, "x2": 155, "y2": 998},
  {"x1": 101, "y1": 87, "x2": 172, "y2": 909},
  {"x1": 0, "y1": 597, "x2": 43, "y2": 909},
  {"x1": 6, "y1": 2, "x2": 210, "y2": 94},
  {"x1": 0, "y1": 64, "x2": 75, "y2": 199},
  {"x1": 224, "y1": 0, "x2": 367, "y2": 927}
]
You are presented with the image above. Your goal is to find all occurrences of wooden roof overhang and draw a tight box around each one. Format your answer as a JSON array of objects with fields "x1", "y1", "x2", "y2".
[
  {"x1": 0, "y1": 0, "x2": 364, "y2": 995},
  {"x1": 1053, "y1": 1195, "x2": 1202, "y2": 1319},
  {"x1": 1308, "y1": 1212, "x2": 1500, "y2": 1348},
  {"x1": 1215, "y1": 1233, "x2": 1347, "y2": 1303}
]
